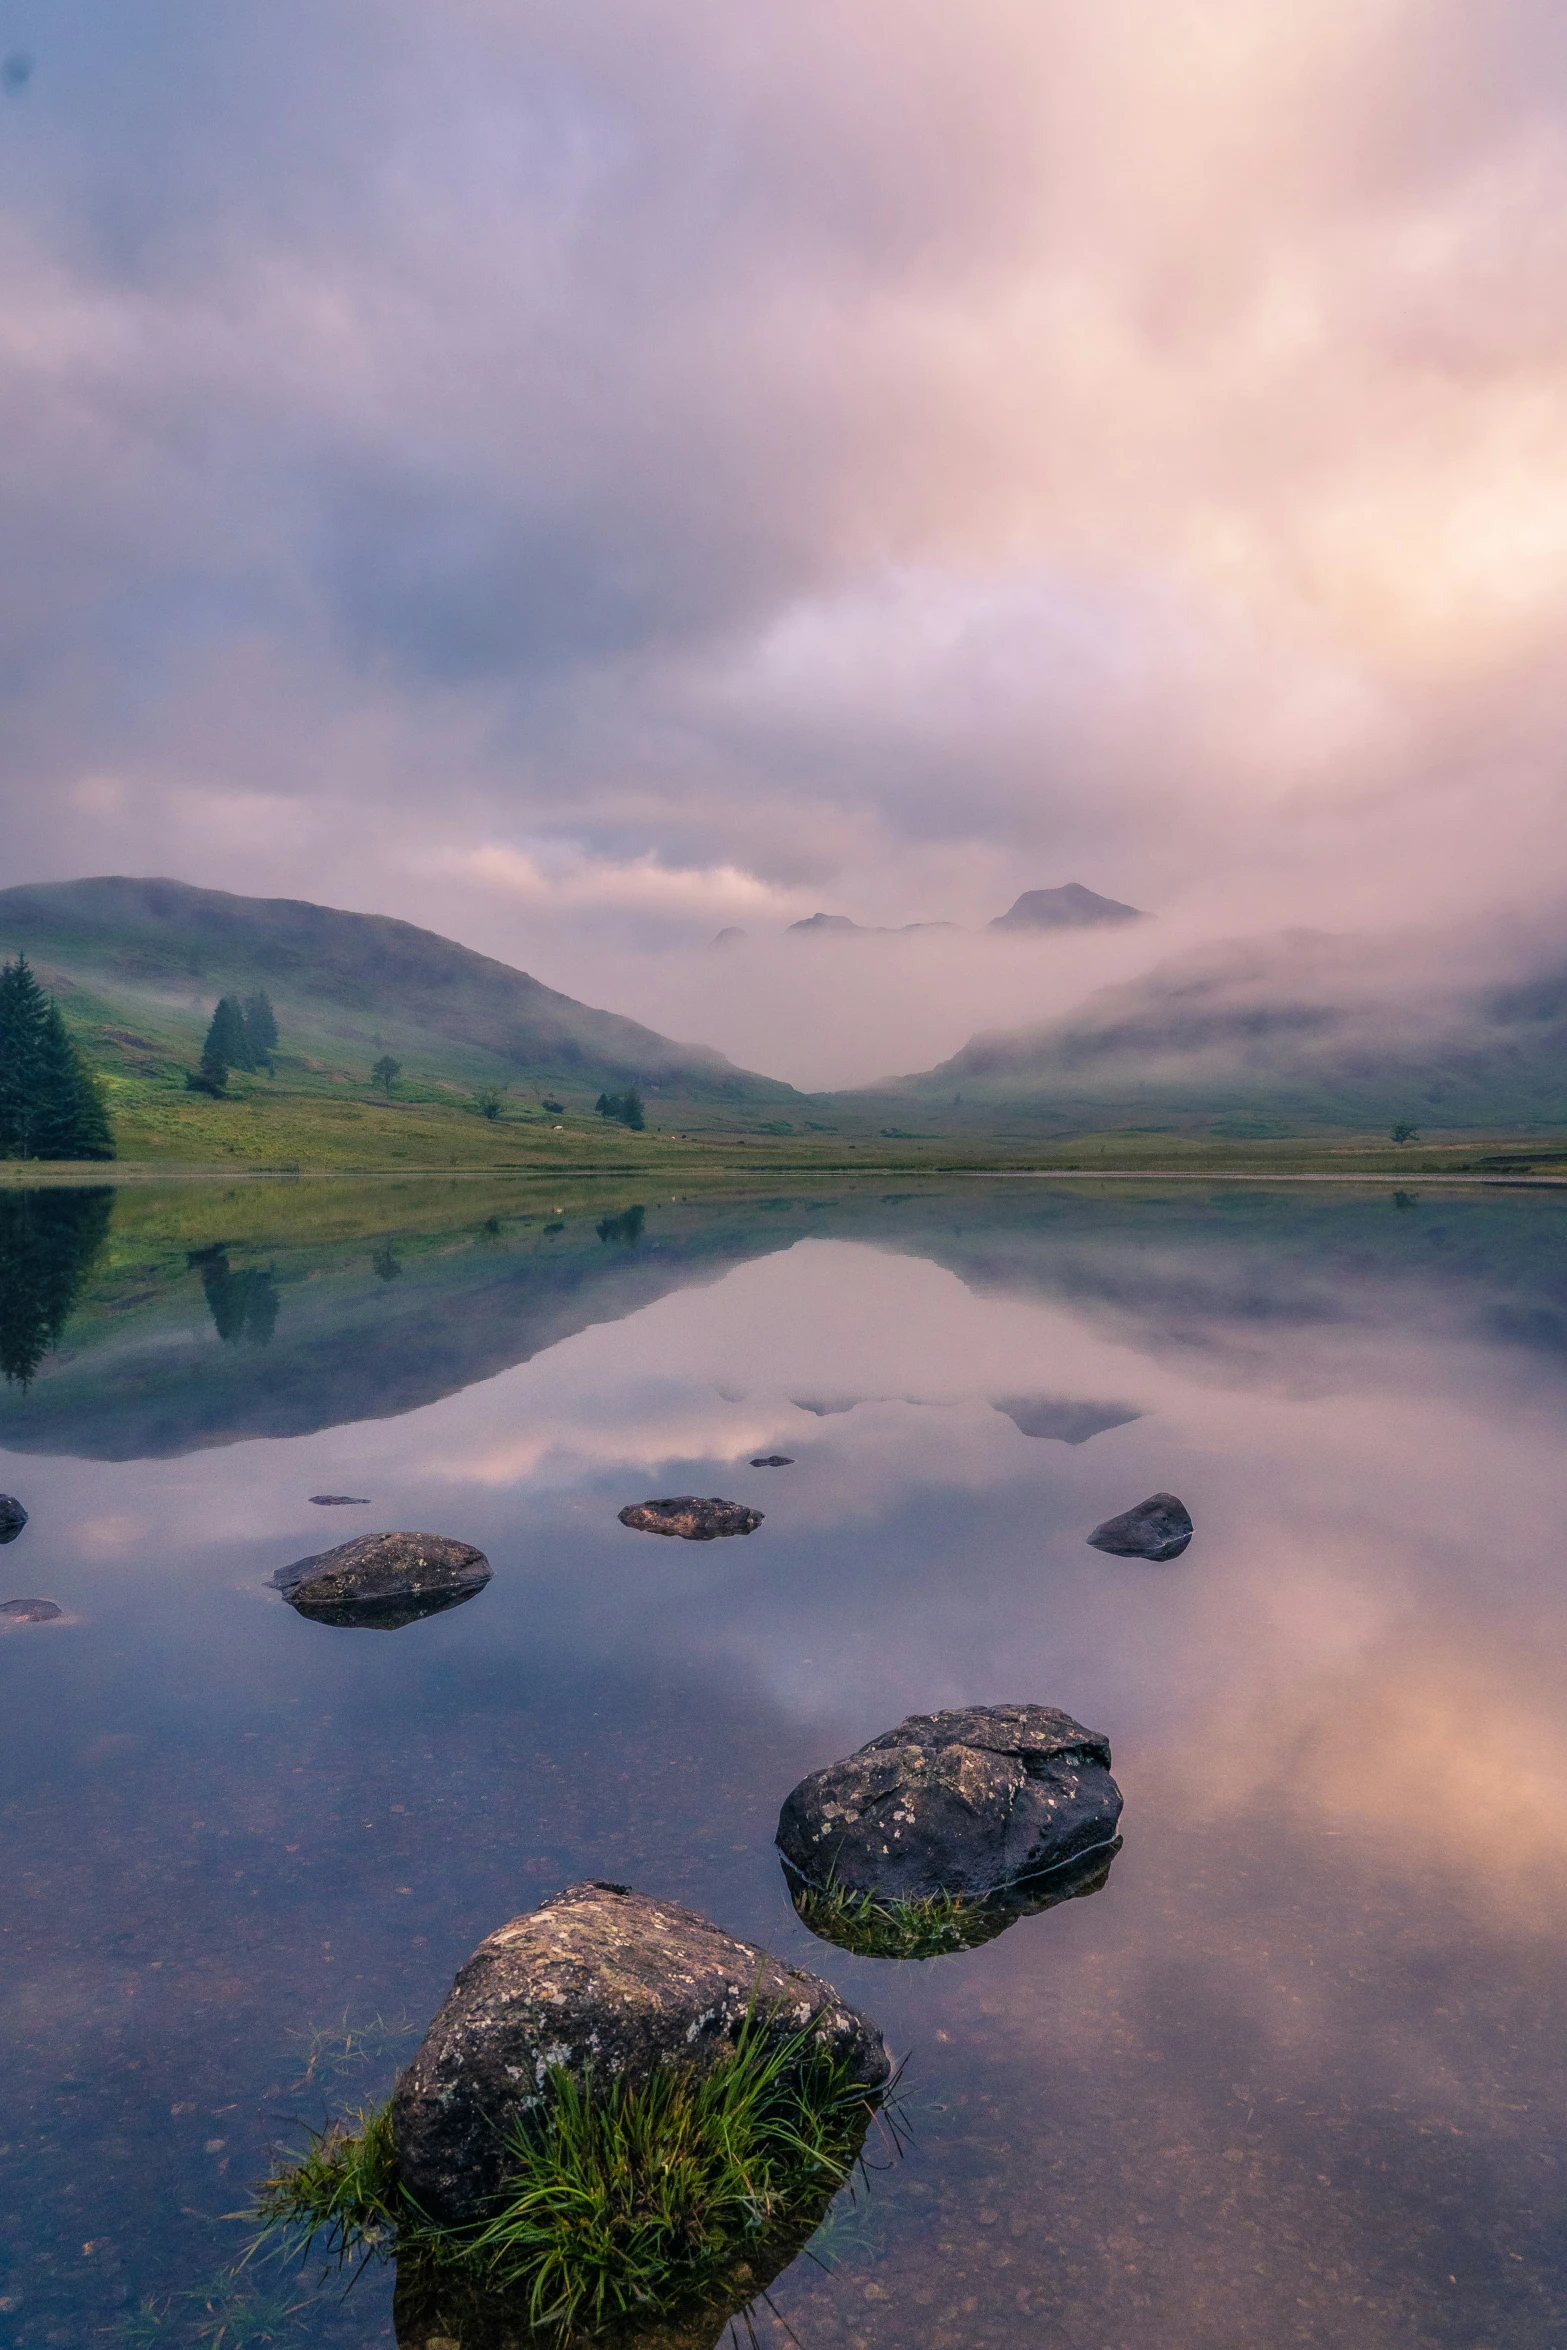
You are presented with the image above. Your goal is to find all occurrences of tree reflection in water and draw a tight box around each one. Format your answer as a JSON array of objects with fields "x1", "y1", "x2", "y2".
[
  {"x1": 0, "y1": 1186, "x2": 113, "y2": 1387},
  {"x1": 187, "y1": 1245, "x2": 281, "y2": 1345}
]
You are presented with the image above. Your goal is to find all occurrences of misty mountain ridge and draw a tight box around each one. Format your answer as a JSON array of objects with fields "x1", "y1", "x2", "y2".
[
  {"x1": 717, "y1": 882, "x2": 1146, "y2": 945},
  {"x1": 851, "y1": 928, "x2": 1567, "y2": 1133},
  {"x1": 0, "y1": 876, "x2": 798, "y2": 1110}
]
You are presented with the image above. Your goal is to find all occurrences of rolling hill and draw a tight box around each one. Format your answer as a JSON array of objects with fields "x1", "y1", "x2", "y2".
[{"x1": 0, "y1": 876, "x2": 801, "y2": 1128}]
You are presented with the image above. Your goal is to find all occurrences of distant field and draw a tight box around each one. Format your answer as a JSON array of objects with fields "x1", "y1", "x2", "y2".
[{"x1": 7, "y1": 1068, "x2": 1567, "y2": 1183}]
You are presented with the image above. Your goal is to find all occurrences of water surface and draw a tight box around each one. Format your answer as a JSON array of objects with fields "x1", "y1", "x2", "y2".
[{"x1": 2, "y1": 1177, "x2": 1566, "y2": 2348}]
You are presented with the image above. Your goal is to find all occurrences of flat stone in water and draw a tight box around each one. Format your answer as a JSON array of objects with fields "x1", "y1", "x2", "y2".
[
  {"x1": 0, "y1": 1495, "x2": 27, "y2": 1544},
  {"x1": 1087, "y1": 1491, "x2": 1193, "y2": 1560},
  {"x1": 777, "y1": 1702, "x2": 1124, "y2": 1905},
  {"x1": 749, "y1": 1454, "x2": 795, "y2": 1467},
  {"x1": 1, "y1": 1598, "x2": 62, "y2": 1623},
  {"x1": 308, "y1": 1494, "x2": 371, "y2": 1505},
  {"x1": 270, "y1": 1531, "x2": 491, "y2": 1630},
  {"x1": 391, "y1": 1879, "x2": 889, "y2": 2227},
  {"x1": 618, "y1": 1496, "x2": 763, "y2": 1539}
]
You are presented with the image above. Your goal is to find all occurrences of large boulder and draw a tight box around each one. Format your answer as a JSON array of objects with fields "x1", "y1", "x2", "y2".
[
  {"x1": 776, "y1": 1704, "x2": 1123, "y2": 1905},
  {"x1": 391, "y1": 1881, "x2": 889, "y2": 2227},
  {"x1": 0, "y1": 1495, "x2": 27, "y2": 1545},
  {"x1": 270, "y1": 1531, "x2": 491, "y2": 1630},
  {"x1": 618, "y1": 1497, "x2": 762, "y2": 1540},
  {"x1": 1087, "y1": 1492, "x2": 1193, "y2": 1560}
]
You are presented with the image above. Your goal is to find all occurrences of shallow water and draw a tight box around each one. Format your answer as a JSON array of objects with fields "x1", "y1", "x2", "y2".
[{"x1": 3, "y1": 1176, "x2": 1567, "y2": 2348}]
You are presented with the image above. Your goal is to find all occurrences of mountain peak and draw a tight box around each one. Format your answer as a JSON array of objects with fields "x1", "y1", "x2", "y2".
[{"x1": 989, "y1": 883, "x2": 1147, "y2": 932}]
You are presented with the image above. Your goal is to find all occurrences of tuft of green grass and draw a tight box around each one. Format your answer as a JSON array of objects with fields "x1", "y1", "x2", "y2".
[
  {"x1": 284, "y1": 2005, "x2": 419, "y2": 2090},
  {"x1": 254, "y1": 2100, "x2": 401, "y2": 2267},
  {"x1": 787, "y1": 1875, "x2": 991, "y2": 1960},
  {"x1": 255, "y1": 2008, "x2": 888, "y2": 2340}
]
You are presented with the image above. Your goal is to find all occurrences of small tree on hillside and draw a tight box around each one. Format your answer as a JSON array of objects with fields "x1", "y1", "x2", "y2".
[
  {"x1": 372, "y1": 1055, "x2": 401, "y2": 1096},
  {"x1": 189, "y1": 996, "x2": 251, "y2": 1094},
  {"x1": 594, "y1": 1087, "x2": 646, "y2": 1131},
  {"x1": 0, "y1": 955, "x2": 116, "y2": 1161},
  {"x1": 243, "y1": 990, "x2": 279, "y2": 1068}
]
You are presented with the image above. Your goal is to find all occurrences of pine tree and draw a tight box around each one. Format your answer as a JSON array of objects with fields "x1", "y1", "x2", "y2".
[
  {"x1": 243, "y1": 990, "x2": 279, "y2": 1067},
  {"x1": 191, "y1": 995, "x2": 251, "y2": 1093},
  {"x1": 212, "y1": 995, "x2": 255, "y2": 1071},
  {"x1": 0, "y1": 955, "x2": 115, "y2": 1161}
]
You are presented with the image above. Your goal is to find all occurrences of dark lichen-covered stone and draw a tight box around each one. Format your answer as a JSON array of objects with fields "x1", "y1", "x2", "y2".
[
  {"x1": 269, "y1": 1531, "x2": 491, "y2": 1630},
  {"x1": 618, "y1": 1497, "x2": 763, "y2": 1540},
  {"x1": 0, "y1": 1597, "x2": 61, "y2": 1623},
  {"x1": 776, "y1": 1704, "x2": 1123, "y2": 1905},
  {"x1": 1087, "y1": 1491, "x2": 1193, "y2": 1560},
  {"x1": 391, "y1": 1881, "x2": 889, "y2": 2228},
  {"x1": 0, "y1": 1495, "x2": 27, "y2": 1545}
]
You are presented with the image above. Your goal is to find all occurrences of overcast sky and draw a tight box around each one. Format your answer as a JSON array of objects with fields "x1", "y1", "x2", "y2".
[{"x1": 3, "y1": 2, "x2": 1567, "y2": 1081}]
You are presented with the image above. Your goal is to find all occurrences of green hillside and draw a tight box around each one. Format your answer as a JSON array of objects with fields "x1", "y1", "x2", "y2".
[{"x1": 0, "y1": 876, "x2": 802, "y2": 1154}]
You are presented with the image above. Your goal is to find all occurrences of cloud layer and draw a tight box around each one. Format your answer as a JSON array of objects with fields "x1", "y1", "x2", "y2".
[{"x1": 4, "y1": 1, "x2": 1567, "y2": 1078}]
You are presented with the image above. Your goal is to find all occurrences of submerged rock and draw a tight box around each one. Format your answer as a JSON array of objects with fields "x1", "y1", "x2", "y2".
[
  {"x1": 1087, "y1": 1491, "x2": 1193, "y2": 1560},
  {"x1": 308, "y1": 1493, "x2": 371, "y2": 1506},
  {"x1": 270, "y1": 1531, "x2": 491, "y2": 1630},
  {"x1": 391, "y1": 1880, "x2": 889, "y2": 2227},
  {"x1": 618, "y1": 1496, "x2": 763, "y2": 1540},
  {"x1": 749, "y1": 1455, "x2": 795, "y2": 1467},
  {"x1": 0, "y1": 1597, "x2": 61, "y2": 1624},
  {"x1": 0, "y1": 1495, "x2": 27, "y2": 1544},
  {"x1": 776, "y1": 1704, "x2": 1123, "y2": 1906}
]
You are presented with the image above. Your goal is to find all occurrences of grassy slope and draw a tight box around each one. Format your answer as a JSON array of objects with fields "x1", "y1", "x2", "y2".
[{"x1": 0, "y1": 875, "x2": 801, "y2": 1129}]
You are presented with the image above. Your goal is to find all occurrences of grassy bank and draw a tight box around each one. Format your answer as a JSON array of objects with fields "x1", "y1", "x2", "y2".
[{"x1": 7, "y1": 1081, "x2": 1567, "y2": 1187}]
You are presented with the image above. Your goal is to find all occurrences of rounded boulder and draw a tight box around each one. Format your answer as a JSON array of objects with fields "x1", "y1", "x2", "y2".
[
  {"x1": 0, "y1": 1495, "x2": 28, "y2": 1545},
  {"x1": 269, "y1": 1531, "x2": 491, "y2": 1629},
  {"x1": 1087, "y1": 1492, "x2": 1193, "y2": 1560},
  {"x1": 390, "y1": 1880, "x2": 889, "y2": 2227},
  {"x1": 776, "y1": 1703, "x2": 1123, "y2": 1905}
]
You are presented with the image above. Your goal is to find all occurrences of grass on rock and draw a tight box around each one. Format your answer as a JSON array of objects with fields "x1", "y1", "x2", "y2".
[
  {"x1": 787, "y1": 1876, "x2": 987, "y2": 1960},
  {"x1": 256, "y1": 2010, "x2": 886, "y2": 2339}
]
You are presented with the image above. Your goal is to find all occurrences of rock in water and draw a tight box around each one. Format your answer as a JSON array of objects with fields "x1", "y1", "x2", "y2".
[
  {"x1": 0, "y1": 1495, "x2": 27, "y2": 1544},
  {"x1": 618, "y1": 1497, "x2": 763, "y2": 1540},
  {"x1": 269, "y1": 1531, "x2": 491, "y2": 1630},
  {"x1": 1086, "y1": 1492, "x2": 1193, "y2": 1560},
  {"x1": 776, "y1": 1704, "x2": 1123, "y2": 1904},
  {"x1": 391, "y1": 1881, "x2": 889, "y2": 2227},
  {"x1": 749, "y1": 1455, "x2": 794, "y2": 1467},
  {"x1": 308, "y1": 1494, "x2": 371, "y2": 1506},
  {"x1": 0, "y1": 1597, "x2": 61, "y2": 1623}
]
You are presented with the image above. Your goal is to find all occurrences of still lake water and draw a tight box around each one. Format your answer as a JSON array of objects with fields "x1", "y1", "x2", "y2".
[{"x1": 3, "y1": 1175, "x2": 1566, "y2": 2349}]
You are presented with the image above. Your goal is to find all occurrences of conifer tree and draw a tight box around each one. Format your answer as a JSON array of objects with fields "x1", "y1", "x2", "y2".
[
  {"x1": 0, "y1": 955, "x2": 115, "y2": 1161},
  {"x1": 243, "y1": 990, "x2": 279, "y2": 1067},
  {"x1": 190, "y1": 995, "x2": 252, "y2": 1093}
]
